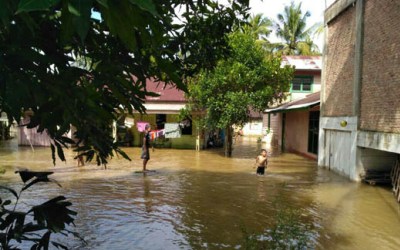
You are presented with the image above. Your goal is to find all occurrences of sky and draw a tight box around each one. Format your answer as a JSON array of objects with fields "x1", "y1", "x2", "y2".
[
  {"x1": 92, "y1": 1, "x2": 333, "y2": 51},
  {"x1": 248, "y1": 0, "x2": 334, "y2": 51}
]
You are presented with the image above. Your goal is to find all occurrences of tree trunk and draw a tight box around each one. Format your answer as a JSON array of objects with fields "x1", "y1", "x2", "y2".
[{"x1": 224, "y1": 125, "x2": 233, "y2": 157}]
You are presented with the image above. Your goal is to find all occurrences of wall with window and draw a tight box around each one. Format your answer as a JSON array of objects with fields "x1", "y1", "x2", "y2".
[
  {"x1": 290, "y1": 72, "x2": 321, "y2": 101},
  {"x1": 129, "y1": 113, "x2": 198, "y2": 149}
]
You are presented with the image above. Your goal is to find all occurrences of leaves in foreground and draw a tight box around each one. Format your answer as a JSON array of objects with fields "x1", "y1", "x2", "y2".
[{"x1": 0, "y1": 170, "x2": 81, "y2": 250}]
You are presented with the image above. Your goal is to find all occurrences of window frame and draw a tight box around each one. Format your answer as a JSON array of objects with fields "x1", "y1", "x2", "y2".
[{"x1": 290, "y1": 76, "x2": 314, "y2": 93}]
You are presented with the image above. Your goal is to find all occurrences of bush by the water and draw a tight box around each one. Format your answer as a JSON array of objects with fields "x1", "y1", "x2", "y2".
[{"x1": 242, "y1": 206, "x2": 316, "y2": 249}]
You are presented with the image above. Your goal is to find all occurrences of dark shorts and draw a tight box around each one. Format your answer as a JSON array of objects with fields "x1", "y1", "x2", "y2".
[
  {"x1": 256, "y1": 166, "x2": 265, "y2": 175},
  {"x1": 141, "y1": 149, "x2": 150, "y2": 160}
]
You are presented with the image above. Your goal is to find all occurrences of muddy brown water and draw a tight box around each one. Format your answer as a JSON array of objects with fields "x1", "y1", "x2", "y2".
[{"x1": 1, "y1": 137, "x2": 400, "y2": 249}]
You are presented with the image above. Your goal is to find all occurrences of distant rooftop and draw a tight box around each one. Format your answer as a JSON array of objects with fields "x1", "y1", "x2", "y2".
[
  {"x1": 281, "y1": 55, "x2": 322, "y2": 71},
  {"x1": 265, "y1": 91, "x2": 320, "y2": 113},
  {"x1": 144, "y1": 79, "x2": 186, "y2": 102}
]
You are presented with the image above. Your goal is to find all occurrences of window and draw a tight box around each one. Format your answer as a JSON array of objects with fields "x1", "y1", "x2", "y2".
[
  {"x1": 308, "y1": 111, "x2": 319, "y2": 154},
  {"x1": 156, "y1": 114, "x2": 166, "y2": 129},
  {"x1": 181, "y1": 117, "x2": 192, "y2": 135},
  {"x1": 291, "y1": 77, "x2": 313, "y2": 92}
]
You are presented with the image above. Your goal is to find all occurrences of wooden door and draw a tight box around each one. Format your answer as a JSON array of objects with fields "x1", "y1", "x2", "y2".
[{"x1": 326, "y1": 130, "x2": 351, "y2": 175}]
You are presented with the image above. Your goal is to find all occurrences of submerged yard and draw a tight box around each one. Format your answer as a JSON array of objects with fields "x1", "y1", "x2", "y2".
[{"x1": 1, "y1": 137, "x2": 399, "y2": 249}]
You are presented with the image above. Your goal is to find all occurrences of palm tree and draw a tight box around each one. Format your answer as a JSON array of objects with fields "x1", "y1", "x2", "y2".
[
  {"x1": 274, "y1": 2, "x2": 320, "y2": 55},
  {"x1": 243, "y1": 14, "x2": 273, "y2": 52},
  {"x1": 246, "y1": 13, "x2": 272, "y2": 39}
]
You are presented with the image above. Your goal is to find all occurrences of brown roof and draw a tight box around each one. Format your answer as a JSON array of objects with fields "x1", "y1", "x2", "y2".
[
  {"x1": 144, "y1": 79, "x2": 186, "y2": 102},
  {"x1": 265, "y1": 91, "x2": 320, "y2": 113}
]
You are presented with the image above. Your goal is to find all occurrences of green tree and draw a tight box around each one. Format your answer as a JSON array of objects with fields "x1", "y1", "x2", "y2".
[
  {"x1": 0, "y1": 0, "x2": 250, "y2": 165},
  {"x1": 274, "y1": 1, "x2": 320, "y2": 55},
  {"x1": 188, "y1": 32, "x2": 294, "y2": 157}
]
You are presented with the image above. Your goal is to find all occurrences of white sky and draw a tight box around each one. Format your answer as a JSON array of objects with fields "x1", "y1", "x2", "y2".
[
  {"x1": 249, "y1": 0, "x2": 334, "y2": 51},
  {"x1": 93, "y1": 1, "x2": 335, "y2": 51}
]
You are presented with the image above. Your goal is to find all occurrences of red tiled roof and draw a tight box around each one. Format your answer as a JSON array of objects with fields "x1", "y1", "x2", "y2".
[{"x1": 144, "y1": 79, "x2": 186, "y2": 102}]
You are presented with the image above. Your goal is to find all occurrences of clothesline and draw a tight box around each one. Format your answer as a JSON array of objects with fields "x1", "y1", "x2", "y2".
[{"x1": 136, "y1": 121, "x2": 182, "y2": 139}]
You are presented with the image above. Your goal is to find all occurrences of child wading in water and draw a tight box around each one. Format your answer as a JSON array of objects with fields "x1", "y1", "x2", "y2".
[{"x1": 255, "y1": 149, "x2": 268, "y2": 175}]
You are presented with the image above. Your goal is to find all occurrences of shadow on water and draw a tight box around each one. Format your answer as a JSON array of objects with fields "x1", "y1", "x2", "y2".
[{"x1": 1, "y1": 137, "x2": 400, "y2": 249}]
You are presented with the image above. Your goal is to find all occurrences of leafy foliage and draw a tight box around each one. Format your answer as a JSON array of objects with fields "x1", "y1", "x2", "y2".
[
  {"x1": 0, "y1": 170, "x2": 79, "y2": 249},
  {"x1": 187, "y1": 31, "x2": 293, "y2": 156},
  {"x1": 0, "y1": 0, "x2": 250, "y2": 165},
  {"x1": 242, "y1": 205, "x2": 316, "y2": 249}
]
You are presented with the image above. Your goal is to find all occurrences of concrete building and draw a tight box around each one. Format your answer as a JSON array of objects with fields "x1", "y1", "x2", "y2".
[
  {"x1": 319, "y1": 0, "x2": 400, "y2": 180},
  {"x1": 263, "y1": 56, "x2": 322, "y2": 157}
]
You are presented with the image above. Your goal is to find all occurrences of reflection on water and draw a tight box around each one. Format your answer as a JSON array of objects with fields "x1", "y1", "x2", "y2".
[{"x1": 1, "y1": 137, "x2": 400, "y2": 249}]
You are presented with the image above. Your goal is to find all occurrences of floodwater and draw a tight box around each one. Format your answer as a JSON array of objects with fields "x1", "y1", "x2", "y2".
[{"x1": 1, "y1": 137, "x2": 400, "y2": 249}]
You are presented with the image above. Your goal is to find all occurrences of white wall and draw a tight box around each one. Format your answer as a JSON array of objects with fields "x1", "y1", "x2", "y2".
[
  {"x1": 319, "y1": 116, "x2": 361, "y2": 180},
  {"x1": 358, "y1": 148, "x2": 397, "y2": 172},
  {"x1": 242, "y1": 119, "x2": 263, "y2": 136},
  {"x1": 313, "y1": 75, "x2": 322, "y2": 92},
  {"x1": 358, "y1": 131, "x2": 400, "y2": 154}
]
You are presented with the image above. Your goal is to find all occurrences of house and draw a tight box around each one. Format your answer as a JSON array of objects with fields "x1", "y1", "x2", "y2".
[
  {"x1": 17, "y1": 79, "x2": 200, "y2": 150},
  {"x1": 319, "y1": 0, "x2": 400, "y2": 181},
  {"x1": 263, "y1": 55, "x2": 322, "y2": 157},
  {"x1": 120, "y1": 79, "x2": 202, "y2": 149},
  {"x1": 265, "y1": 92, "x2": 320, "y2": 159},
  {"x1": 281, "y1": 56, "x2": 322, "y2": 101},
  {"x1": 241, "y1": 110, "x2": 263, "y2": 136}
]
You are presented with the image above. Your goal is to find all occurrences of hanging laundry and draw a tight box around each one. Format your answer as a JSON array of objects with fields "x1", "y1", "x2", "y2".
[
  {"x1": 136, "y1": 121, "x2": 149, "y2": 132},
  {"x1": 164, "y1": 123, "x2": 181, "y2": 138},
  {"x1": 150, "y1": 131, "x2": 156, "y2": 140},
  {"x1": 148, "y1": 129, "x2": 165, "y2": 140},
  {"x1": 156, "y1": 129, "x2": 165, "y2": 138}
]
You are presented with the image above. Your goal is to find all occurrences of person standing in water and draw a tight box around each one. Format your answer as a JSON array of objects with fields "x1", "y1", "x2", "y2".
[
  {"x1": 255, "y1": 149, "x2": 268, "y2": 175},
  {"x1": 141, "y1": 124, "x2": 151, "y2": 171}
]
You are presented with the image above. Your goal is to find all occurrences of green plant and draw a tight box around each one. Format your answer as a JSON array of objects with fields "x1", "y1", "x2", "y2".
[
  {"x1": 186, "y1": 31, "x2": 294, "y2": 156},
  {"x1": 0, "y1": 0, "x2": 249, "y2": 166},
  {"x1": 0, "y1": 171, "x2": 79, "y2": 249},
  {"x1": 242, "y1": 206, "x2": 315, "y2": 249}
]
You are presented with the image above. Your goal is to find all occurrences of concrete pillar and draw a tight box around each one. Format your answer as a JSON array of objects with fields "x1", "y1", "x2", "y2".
[
  {"x1": 319, "y1": 0, "x2": 368, "y2": 181},
  {"x1": 352, "y1": 0, "x2": 365, "y2": 120}
]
